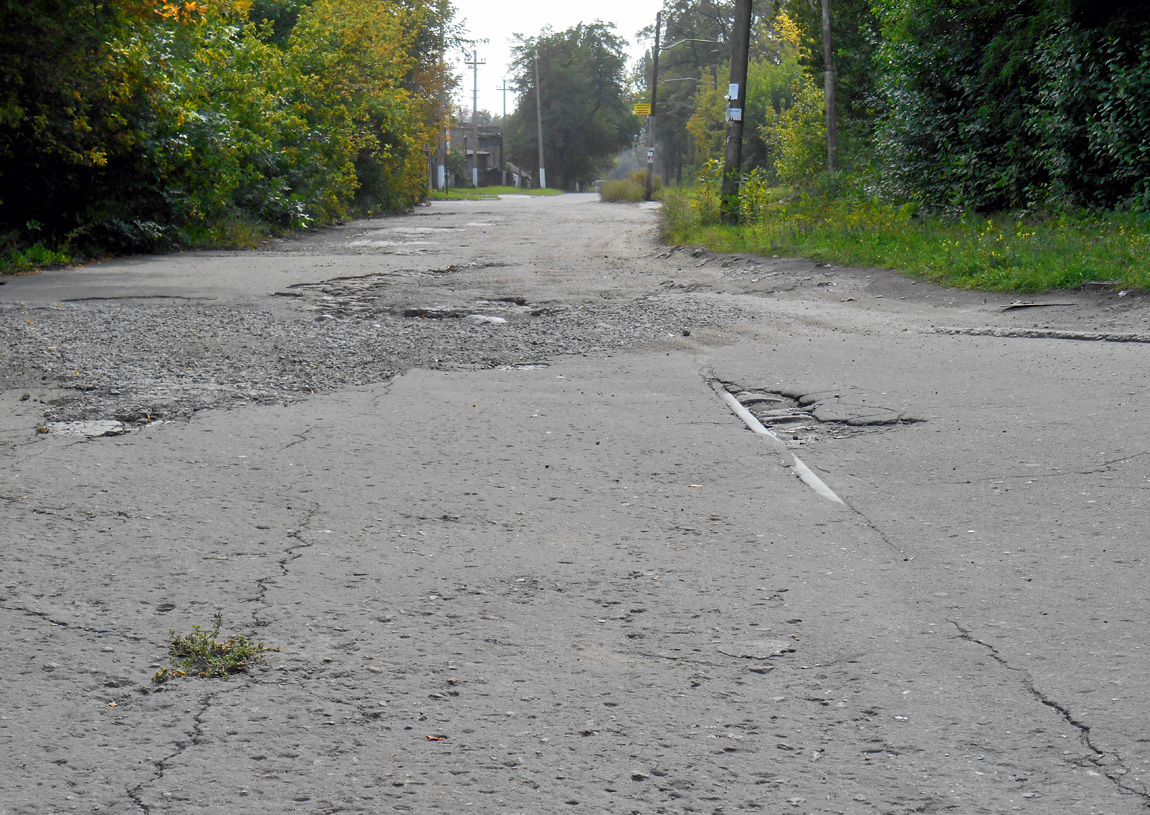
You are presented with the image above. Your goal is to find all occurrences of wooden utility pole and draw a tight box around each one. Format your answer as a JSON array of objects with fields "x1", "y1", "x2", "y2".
[
  {"x1": 645, "y1": 12, "x2": 661, "y2": 202},
  {"x1": 720, "y1": 0, "x2": 753, "y2": 224},
  {"x1": 821, "y1": 0, "x2": 839, "y2": 173},
  {"x1": 534, "y1": 52, "x2": 546, "y2": 189}
]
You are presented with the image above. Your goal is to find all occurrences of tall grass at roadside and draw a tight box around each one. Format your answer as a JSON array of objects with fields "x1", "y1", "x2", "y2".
[
  {"x1": 598, "y1": 170, "x2": 663, "y2": 203},
  {"x1": 661, "y1": 184, "x2": 1150, "y2": 293}
]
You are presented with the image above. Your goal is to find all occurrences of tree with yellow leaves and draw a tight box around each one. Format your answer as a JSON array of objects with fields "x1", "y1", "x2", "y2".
[{"x1": 0, "y1": 0, "x2": 456, "y2": 262}]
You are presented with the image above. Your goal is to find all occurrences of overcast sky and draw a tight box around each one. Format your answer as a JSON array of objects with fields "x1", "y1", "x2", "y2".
[{"x1": 449, "y1": 0, "x2": 664, "y2": 117}]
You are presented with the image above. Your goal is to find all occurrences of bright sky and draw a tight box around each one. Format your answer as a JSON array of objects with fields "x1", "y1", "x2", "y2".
[{"x1": 449, "y1": 0, "x2": 664, "y2": 118}]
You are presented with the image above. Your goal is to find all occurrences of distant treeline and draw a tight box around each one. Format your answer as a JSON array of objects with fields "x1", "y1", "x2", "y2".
[{"x1": 0, "y1": 0, "x2": 453, "y2": 256}]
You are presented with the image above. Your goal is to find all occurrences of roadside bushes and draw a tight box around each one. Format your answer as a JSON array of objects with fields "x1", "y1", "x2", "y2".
[
  {"x1": 872, "y1": 0, "x2": 1150, "y2": 212},
  {"x1": 0, "y1": 0, "x2": 451, "y2": 266},
  {"x1": 599, "y1": 169, "x2": 662, "y2": 203}
]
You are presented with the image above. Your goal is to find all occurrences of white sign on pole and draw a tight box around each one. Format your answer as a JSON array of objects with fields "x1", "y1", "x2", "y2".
[{"x1": 728, "y1": 83, "x2": 739, "y2": 100}]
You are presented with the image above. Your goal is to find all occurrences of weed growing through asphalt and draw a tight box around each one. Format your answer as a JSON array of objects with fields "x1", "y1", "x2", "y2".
[{"x1": 152, "y1": 612, "x2": 278, "y2": 684}]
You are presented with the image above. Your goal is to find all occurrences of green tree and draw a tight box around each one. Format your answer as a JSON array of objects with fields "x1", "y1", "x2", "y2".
[
  {"x1": 641, "y1": 1, "x2": 819, "y2": 183},
  {"x1": 683, "y1": 8, "x2": 808, "y2": 181},
  {"x1": 0, "y1": 0, "x2": 156, "y2": 248},
  {"x1": 505, "y1": 23, "x2": 638, "y2": 189},
  {"x1": 1, "y1": 0, "x2": 456, "y2": 259},
  {"x1": 872, "y1": 0, "x2": 1150, "y2": 211},
  {"x1": 638, "y1": 0, "x2": 734, "y2": 184}
]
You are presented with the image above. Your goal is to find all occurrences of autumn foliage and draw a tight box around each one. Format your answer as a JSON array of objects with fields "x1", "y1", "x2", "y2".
[{"x1": 0, "y1": 0, "x2": 453, "y2": 256}]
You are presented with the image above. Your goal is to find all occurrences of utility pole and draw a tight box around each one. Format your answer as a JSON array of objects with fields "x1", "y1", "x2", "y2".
[
  {"x1": 498, "y1": 79, "x2": 511, "y2": 121},
  {"x1": 534, "y1": 51, "x2": 546, "y2": 189},
  {"x1": 434, "y1": 15, "x2": 447, "y2": 190},
  {"x1": 821, "y1": 0, "x2": 839, "y2": 174},
  {"x1": 465, "y1": 47, "x2": 485, "y2": 188},
  {"x1": 645, "y1": 12, "x2": 661, "y2": 202},
  {"x1": 720, "y1": 0, "x2": 753, "y2": 224},
  {"x1": 498, "y1": 78, "x2": 512, "y2": 185}
]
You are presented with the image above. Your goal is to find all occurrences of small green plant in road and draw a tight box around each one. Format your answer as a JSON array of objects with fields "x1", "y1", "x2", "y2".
[{"x1": 152, "y1": 612, "x2": 278, "y2": 684}]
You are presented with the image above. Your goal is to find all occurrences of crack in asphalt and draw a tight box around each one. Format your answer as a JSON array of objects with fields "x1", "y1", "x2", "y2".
[
  {"x1": 835, "y1": 505, "x2": 912, "y2": 559},
  {"x1": 127, "y1": 686, "x2": 238, "y2": 814},
  {"x1": 932, "y1": 327, "x2": 1150, "y2": 343},
  {"x1": 0, "y1": 603, "x2": 146, "y2": 642},
  {"x1": 938, "y1": 451, "x2": 1150, "y2": 485},
  {"x1": 252, "y1": 504, "x2": 319, "y2": 628},
  {"x1": 282, "y1": 427, "x2": 318, "y2": 450},
  {"x1": 949, "y1": 619, "x2": 1150, "y2": 804},
  {"x1": 1, "y1": 604, "x2": 73, "y2": 629}
]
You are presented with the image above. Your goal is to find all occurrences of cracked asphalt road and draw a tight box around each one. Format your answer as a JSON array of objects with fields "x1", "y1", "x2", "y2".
[{"x1": 2, "y1": 193, "x2": 1149, "y2": 814}]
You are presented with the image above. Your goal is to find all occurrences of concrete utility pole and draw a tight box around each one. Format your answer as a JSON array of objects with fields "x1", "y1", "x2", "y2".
[
  {"x1": 434, "y1": 19, "x2": 447, "y2": 190},
  {"x1": 645, "y1": 12, "x2": 661, "y2": 202},
  {"x1": 821, "y1": 0, "x2": 839, "y2": 173},
  {"x1": 498, "y1": 79, "x2": 511, "y2": 121},
  {"x1": 534, "y1": 51, "x2": 546, "y2": 189},
  {"x1": 465, "y1": 47, "x2": 485, "y2": 187},
  {"x1": 720, "y1": 0, "x2": 753, "y2": 224},
  {"x1": 498, "y1": 78, "x2": 512, "y2": 185}
]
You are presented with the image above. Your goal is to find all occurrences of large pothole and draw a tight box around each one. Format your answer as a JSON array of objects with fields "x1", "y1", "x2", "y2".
[
  {"x1": 724, "y1": 384, "x2": 924, "y2": 446},
  {"x1": 278, "y1": 267, "x2": 541, "y2": 323}
]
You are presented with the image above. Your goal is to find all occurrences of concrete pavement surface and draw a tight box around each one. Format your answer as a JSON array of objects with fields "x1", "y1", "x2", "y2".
[{"x1": 2, "y1": 193, "x2": 1149, "y2": 814}]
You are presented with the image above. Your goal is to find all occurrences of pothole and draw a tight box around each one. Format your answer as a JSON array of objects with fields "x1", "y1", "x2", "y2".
[
  {"x1": 40, "y1": 420, "x2": 128, "y2": 437},
  {"x1": 279, "y1": 268, "x2": 532, "y2": 321},
  {"x1": 724, "y1": 384, "x2": 924, "y2": 446}
]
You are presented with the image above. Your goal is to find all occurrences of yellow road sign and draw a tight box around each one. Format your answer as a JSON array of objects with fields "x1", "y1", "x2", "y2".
[{"x1": 634, "y1": 103, "x2": 652, "y2": 116}]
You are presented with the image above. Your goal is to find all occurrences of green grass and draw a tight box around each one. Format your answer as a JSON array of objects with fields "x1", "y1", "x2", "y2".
[
  {"x1": 429, "y1": 186, "x2": 563, "y2": 201},
  {"x1": 0, "y1": 243, "x2": 73, "y2": 275},
  {"x1": 661, "y1": 188, "x2": 1150, "y2": 293},
  {"x1": 152, "y1": 613, "x2": 278, "y2": 683}
]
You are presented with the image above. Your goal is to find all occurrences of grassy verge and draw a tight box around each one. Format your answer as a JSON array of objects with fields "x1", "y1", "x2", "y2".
[
  {"x1": 662, "y1": 188, "x2": 1150, "y2": 293},
  {"x1": 428, "y1": 186, "x2": 563, "y2": 201}
]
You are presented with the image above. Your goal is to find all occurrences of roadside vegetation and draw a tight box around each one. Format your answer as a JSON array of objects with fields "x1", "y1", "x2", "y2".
[
  {"x1": 430, "y1": 186, "x2": 563, "y2": 201},
  {"x1": 662, "y1": 180, "x2": 1150, "y2": 293},
  {"x1": 640, "y1": 0, "x2": 1150, "y2": 293},
  {"x1": 599, "y1": 170, "x2": 663, "y2": 204},
  {"x1": 152, "y1": 612, "x2": 278, "y2": 683},
  {"x1": 1, "y1": 0, "x2": 456, "y2": 273},
  {"x1": 504, "y1": 23, "x2": 637, "y2": 193}
]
